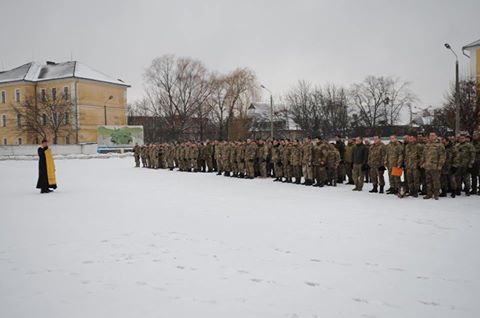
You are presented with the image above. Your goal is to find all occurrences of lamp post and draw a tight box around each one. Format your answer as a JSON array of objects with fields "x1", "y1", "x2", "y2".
[
  {"x1": 260, "y1": 84, "x2": 274, "y2": 139},
  {"x1": 104, "y1": 95, "x2": 114, "y2": 125},
  {"x1": 444, "y1": 43, "x2": 460, "y2": 136}
]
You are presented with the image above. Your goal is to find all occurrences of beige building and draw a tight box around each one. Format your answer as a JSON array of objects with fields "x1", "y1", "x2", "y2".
[
  {"x1": 463, "y1": 38, "x2": 480, "y2": 85},
  {"x1": 0, "y1": 61, "x2": 130, "y2": 145}
]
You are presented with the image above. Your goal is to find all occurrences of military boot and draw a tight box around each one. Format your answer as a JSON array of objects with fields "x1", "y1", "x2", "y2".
[
  {"x1": 369, "y1": 185, "x2": 378, "y2": 193},
  {"x1": 423, "y1": 194, "x2": 432, "y2": 199},
  {"x1": 379, "y1": 185, "x2": 384, "y2": 194}
]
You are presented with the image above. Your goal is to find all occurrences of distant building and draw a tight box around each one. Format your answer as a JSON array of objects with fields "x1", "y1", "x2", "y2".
[
  {"x1": 463, "y1": 38, "x2": 480, "y2": 85},
  {"x1": 247, "y1": 103, "x2": 303, "y2": 140},
  {"x1": 0, "y1": 61, "x2": 130, "y2": 145}
]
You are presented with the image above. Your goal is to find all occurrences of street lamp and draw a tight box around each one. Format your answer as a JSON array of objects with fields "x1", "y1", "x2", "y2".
[
  {"x1": 260, "y1": 84, "x2": 274, "y2": 139},
  {"x1": 444, "y1": 43, "x2": 460, "y2": 136},
  {"x1": 104, "y1": 95, "x2": 114, "y2": 125}
]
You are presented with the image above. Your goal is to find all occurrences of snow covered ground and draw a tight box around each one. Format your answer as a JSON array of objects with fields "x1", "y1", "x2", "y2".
[{"x1": 0, "y1": 157, "x2": 479, "y2": 318}]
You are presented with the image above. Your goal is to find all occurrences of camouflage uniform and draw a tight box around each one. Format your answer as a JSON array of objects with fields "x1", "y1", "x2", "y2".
[
  {"x1": 312, "y1": 142, "x2": 328, "y2": 186},
  {"x1": 368, "y1": 142, "x2": 386, "y2": 191},
  {"x1": 455, "y1": 141, "x2": 476, "y2": 194},
  {"x1": 271, "y1": 143, "x2": 283, "y2": 180},
  {"x1": 230, "y1": 143, "x2": 238, "y2": 176},
  {"x1": 282, "y1": 143, "x2": 292, "y2": 182},
  {"x1": 245, "y1": 141, "x2": 257, "y2": 178},
  {"x1": 441, "y1": 141, "x2": 458, "y2": 197},
  {"x1": 344, "y1": 141, "x2": 355, "y2": 184},
  {"x1": 421, "y1": 139, "x2": 446, "y2": 199},
  {"x1": 472, "y1": 139, "x2": 480, "y2": 194},
  {"x1": 257, "y1": 143, "x2": 269, "y2": 178},
  {"x1": 301, "y1": 142, "x2": 314, "y2": 184},
  {"x1": 133, "y1": 144, "x2": 141, "y2": 167},
  {"x1": 326, "y1": 145, "x2": 340, "y2": 186},
  {"x1": 290, "y1": 143, "x2": 302, "y2": 183},
  {"x1": 141, "y1": 145, "x2": 147, "y2": 167},
  {"x1": 215, "y1": 142, "x2": 223, "y2": 174},
  {"x1": 204, "y1": 142, "x2": 214, "y2": 172},
  {"x1": 236, "y1": 142, "x2": 246, "y2": 177},
  {"x1": 404, "y1": 142, "x2": 423, "y2": 196},
  {"x1": 385, "y1": 141, "x2": 403, "y2": 193}
]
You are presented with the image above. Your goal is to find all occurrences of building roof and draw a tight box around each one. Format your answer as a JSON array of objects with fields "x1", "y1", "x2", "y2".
[
  {"x1": 0, "y1": 61, "x2": 130, "y2": 87},
  {"x1": 463, "y1": 39, "x2": 480, "y2": 50}
]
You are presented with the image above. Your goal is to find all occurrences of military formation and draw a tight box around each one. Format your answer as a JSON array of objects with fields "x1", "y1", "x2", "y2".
[{"x1": 133, "y1": 131, "x2": 480, "y2": 200}]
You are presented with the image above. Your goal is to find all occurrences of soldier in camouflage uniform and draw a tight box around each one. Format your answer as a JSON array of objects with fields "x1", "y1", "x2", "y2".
[
  {"x1": 404, "y1": 134, "x2": 423, "y2": 197},
  {"x1": 440, "y1": 137, "x2": 458, "y2": 198},
  {"x1": 368, "y1": 136, "x2": 386, "y2": 193},
  {"x1": 290, "y1": 139, "x2": 302, "y2": 184},
  {"x1": 282, "y1": 139, "x2": 292, "y2": 183},
  {"x1": 190, "y1": 142, "x2": 199, "y2": 172},
  {"x1": 141, "y1": 145, "x2": 147, "y2": 168},
  {"x1": 256, "y1": 139, "x2": 269, "y2": 178},
  {"x1": 326, "y1": 143, "x2": 340, "y2": 186},
  {"x1": 197, "y1": 142, "x2": 206, "y2": 172},
  {"x1": 455, "y1": 133, "x2": 476, "y2": 196},
  {"x1": 229, "y1": 142, "x2": 238, "y2": 177},
  {"x1": 335, "y1": 135, "x2": 346, "y2": 183},
  {"x1": 312, "y1": 138, "x2": 328, "y2": 187},
  {"x1": 271, "y1": 139, "x2": 283, "y2": 182},
  {"x1": 301, "y1": 137, "x2": 314, "y2": 185},
  {"x1": 133, "y1": 143, "x2": 141, "y2": 167},
  {"x1": 204, "y1": 140, "x2": 214, "y2": 172},
  {"x1": 421, "y1": 132, "x2": 446, "y2": 200},
  {"x1": 245, "y1": 139, "x2": 257, "y2": 179},
  {"x1": 215, "y1": 141, "x2": 223, "y2": 175},
  {"x1": 222, "y1": 141, "x2": 232, "y2": 176},
  {"x1": 236, "y1": 141, "x2": 246, "y2": 178},
  {"x1": 384, "y1": 135, "x2": 403, "y2": 194}
]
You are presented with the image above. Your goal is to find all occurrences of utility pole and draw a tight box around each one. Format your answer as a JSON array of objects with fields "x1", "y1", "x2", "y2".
[
  {"x1": 445, "y1": 43, "x2": 460, "y2": 136},
  {"x1": 260, "y1": 84, "x2": 274, "y2": 139}
]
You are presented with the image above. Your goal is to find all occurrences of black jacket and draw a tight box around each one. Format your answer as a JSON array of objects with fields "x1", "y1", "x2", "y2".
[{"x1": 352, "y1": 143, "x2": 368, "y2": 165}]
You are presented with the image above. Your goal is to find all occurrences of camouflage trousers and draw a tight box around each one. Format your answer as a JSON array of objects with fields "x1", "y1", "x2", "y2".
[
  {"x1": 206, "y1": 158, "x2": 214, "y2": 172},
  {"x1": 314, "y1": 165, "x2": 327, "y2": 184},
  {"x1": 302, "y1": 165, "x2": 313, "y2": 181},
  {"x1": 327, "y1": 166, "x2": 337, "y2": 185},
  {"x1": 190, "y1": 158, "x2": 198, "y2": 171},
  {"x1": 369, "y1": 166, "x2": 385, "y2": 186},
  {"x1": 283, "y1": 164, "x2": 292, "y2": 179},
  {"x1": 259, "y1": 161, "x2": 267, "y2": 178},
  {"x1": 246, "y1": 160, "x2": 255, "y2": 178},
  {"x1": 134, "y1": 155, "x2": 140, "y2": 167},
  {"x1": 425, "y1": 169, "x2": 441, "y2": 196},
  {"x1": 455, "y1": 167, "x2": 471, "y2": 192},
  {"x1": 216, "y1": 158, "x2": 223, "y2": 172},
  {"x1": 337, "y1": 162, "x2": 346, "y2": 182},
  {"x1": 441, "y1": 172, "x2": 457, "y2": 193},
  {"x1": 141, "y1": 156, "x2": 147, "y2": 167},
  {"x1": 292, "y1": 165, "x2": 302, "y2": 181},
  {"x1": 273, "y1": 162, "x2": 283, "y2": 178},
  {"x1": 237, "y1": 162, "x2": 245, "y2": 175},
  {"x1": 405, "y1": 167, "x2": 420, "y2": 195},
  {"x1": 352, "y1": 164, "x2": 364, "y2": 190}
]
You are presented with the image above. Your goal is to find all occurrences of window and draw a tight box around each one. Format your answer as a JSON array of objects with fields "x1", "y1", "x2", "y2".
[
  {"x1": 17, "y1": 138, "x2": 22, "y2": 145},
  {"x1": 1, "y1": 114, "x2": 6, "y2": 127},
  {"x1": 3, "y1": 138, "x2": 7, "y2": 145},
  {"x1": 1, "y1": 91, "x2": 5, "y2": 104},
  {"x1": 64, "y1": 112, "x2": 69, "y2": 124},
  {"x1": 63, "y1": 86, "x2": 69, "y2": 100},
  {"x1": 41, "y1": 89, "x2": 46, "y2": 102},
  {"x1": 52, "y1": 88, "x2": 57, "y2": 101},
  {"x1": 15, "y1": 89, "x2": 20, "y2": 102},
  {"x1": 65, "y1": 136, "x2": 70, "y2": 144},
  {"x1": 16, "y1": 113, "x2": 21, "y2": 127},
  {"x1": 42, "y1": 114, "x2": 47, "y2": 126}
]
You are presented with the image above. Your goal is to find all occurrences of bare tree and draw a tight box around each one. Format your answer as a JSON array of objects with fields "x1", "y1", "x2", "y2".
[
  {"x1": 13, "y1": 91, "x2": 74, "y2": 144},
  {"x1": 286, "y1": 80, "x2": 319, "y2": 137},
  {"x1": 350, "y1": 75, "x2": 416, "y2": 128},
  {"x1": 434, "y1": 79, "x2": 480, "y2": 135},
  {"x1": 143, "y1": 55, "x2": 213, "y2": 141}
]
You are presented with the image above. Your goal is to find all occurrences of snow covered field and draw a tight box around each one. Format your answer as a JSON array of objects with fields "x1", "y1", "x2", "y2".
[{"x1": 1, "y1": 157, "x2": 479, "y2": 318}]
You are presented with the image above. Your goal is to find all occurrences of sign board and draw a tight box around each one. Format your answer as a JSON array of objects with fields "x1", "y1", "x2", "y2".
[{"x1": 97, "y1": 125, "x2": 144, "y2": 148}]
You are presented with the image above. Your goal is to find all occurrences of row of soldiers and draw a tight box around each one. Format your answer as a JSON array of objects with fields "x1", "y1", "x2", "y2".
[{"x1": 133, "y1": 131, "x2": 480, "y2": 200}]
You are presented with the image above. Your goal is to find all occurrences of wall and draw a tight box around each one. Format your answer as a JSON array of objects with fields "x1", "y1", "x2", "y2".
[{"x1": 0, "y1": 143, "x2": 97, "y2": 156}]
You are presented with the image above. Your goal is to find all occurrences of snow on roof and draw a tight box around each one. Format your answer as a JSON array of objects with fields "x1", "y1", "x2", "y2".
[
  {"x1": 463, "y1": 39, "x2": 480, "y2": 50},
  {"x1": 0, "y1": 61, "x2": 129, "y2": 87}
]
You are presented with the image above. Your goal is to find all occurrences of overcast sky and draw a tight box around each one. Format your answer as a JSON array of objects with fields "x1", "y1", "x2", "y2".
[{"x1": 1, "y1": 0, "x2": 479, "y2": 112}]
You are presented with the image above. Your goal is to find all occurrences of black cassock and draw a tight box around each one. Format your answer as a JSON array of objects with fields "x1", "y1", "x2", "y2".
[{"x1": 36, "y1": 146, "x2": 52, "y2": 190}]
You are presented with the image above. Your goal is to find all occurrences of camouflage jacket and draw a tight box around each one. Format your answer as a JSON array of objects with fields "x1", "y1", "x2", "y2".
[
  {"x1": 368, "y1": 143, "x2": 386, "y2": 168},
  {"x1": 421, "y1": 140, "x2": 446, "y2": 170}
]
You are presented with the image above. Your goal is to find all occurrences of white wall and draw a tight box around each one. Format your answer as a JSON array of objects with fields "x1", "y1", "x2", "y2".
[{"x1": 0, "y1": 144, "x2": 97, "y2": 156}]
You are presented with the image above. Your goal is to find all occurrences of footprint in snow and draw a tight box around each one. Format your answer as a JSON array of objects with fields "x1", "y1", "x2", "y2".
[
  {"x1": 305, "y1": 281, "x2": 320, "y2": 287},
  {"x1": 251, "y1": 278, "x2": 263, "y2": 283},
  {"x1": 419, "y1": 300, "x2": 440, "y2": 306}
]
